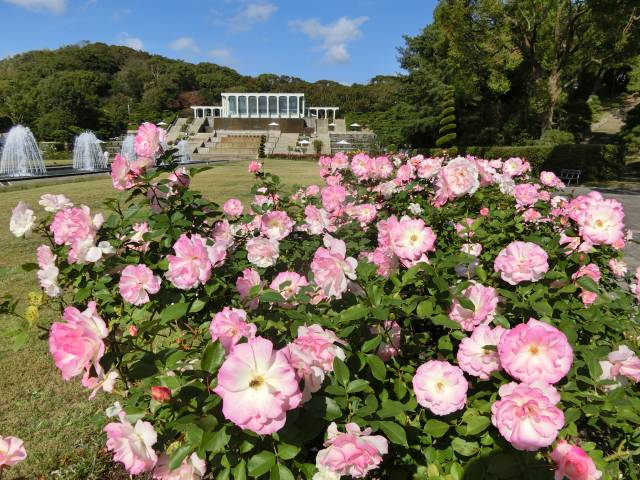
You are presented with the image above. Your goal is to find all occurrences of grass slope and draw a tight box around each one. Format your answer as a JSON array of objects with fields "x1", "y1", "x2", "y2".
[{"x1": 0, "y1": 159, "x2": 319, "y2": 479}]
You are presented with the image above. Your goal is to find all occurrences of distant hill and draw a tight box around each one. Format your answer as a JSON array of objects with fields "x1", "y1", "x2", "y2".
[{"x1": 0, "y1": 42, "x2": 403, "y2": 143}]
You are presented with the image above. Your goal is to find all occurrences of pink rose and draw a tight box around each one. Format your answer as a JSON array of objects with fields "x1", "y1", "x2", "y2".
[
  {"x1": 104, "y1": 416, "x2": 158, "y2": 474},
  {"x1": 540, "y1": 171, "x2": 565, "y2": 189},
  {"x1": 413, "y1": 360, "x2": 468, "y2": 415},
  {"x1": 310, "y1": 235, "x2": 357, "y2": 299},
  {"x1": 494, "y1": 241, "x2": 549, "y2": 285},
  {"x1": 111, "y1": 153, "x2": 137, "y2": 191},
  {"x1": 513, "y1": 183, "x2": 542, "y2": 208},
  {"x1": 134, "y1": 122, "x2": 165, "y2": 159},
  {"x1": 50, "y1": 205, "x2": 102, "y2": 246},
  {"x1": 261, "y1": 211, "x2": 294, "y2": 240},
  {"x1": 502, "y1": 157, "x2": 530, "y2": 177},
  {"x1": 36, "y1": 244, "x2": 61, "y2": 297},
  {"x1": 351, "y1": 153, "x2": 372, "y2": 179},
  {"x1": 417, "y1": 157, "x2": 442, "y2": 179},
  {"x1": 270, "y1": 271, "x2": 309, "y2": 305},
  {"x1": 248, "y1": 160, "x2": 262, "y2": 173},
  {"x1": 304, "y1": 205, "x2": 333, "y2": 235},
  {"x1": 550, "y1": 441, "x2": 602, "y2": 480},
  {"x1": 0, "y1": 436, "x2": 27, "y2": 467},
  {"x1": 49, "y1": 301, "x2": 108, "y2": 380},
  {"x1": 214, "y1": 337, "x2": 302, "y2": 434},
  {"x1": 457, "y1": 325, "x2": 506, "y2": 379},
  {"x1": 165, "y1": 234, "x2": 212, "y2": 290},
  {"x1": 286, "y1": 325, "x2": 345, "y2": 399},
  {"x1": 491, "y1": 383, "x2": 564, "y2": 451},
  {"x1": 246, "y1": 236, "x2": 280, "y2": 268},
  {"x1": 439, "y1": 156, "x2": 480, "y2": 197},
  {"x1": 236, "y1": 268, "x2": 262, "y2": 310},
  {"x1": 315, "y1": 422, "x2": 388, "y2": 479},
  {"x1": 119, "y1": 265, "x2": 161, "y2": 305},
  {"x1": 600, "y1": 345, "x2": 640, "y2": 383},
  {"x1": 223, "y1": 198, "x2": 244, "y2": 218},
  {"x1": 388, "y1": 216, "x2": 437, "y2": 261},
  {"x1": 449, "y1": 282, "x2": 499, "y2": 331},
  {"x1": 153, "y1": 452, "x2": 206, "y2": 480},
  {"x1": 321, "y1": 185, "x2": 347, "y2": 213},
  {"x1": 570, "y1": 194, "x2": 625, "y2": 247},
  {"x1": 608, "y1": 258, "x2": 627, "y2": 277},
  {"x1": 167, "y1": 168, "x2": 190, "y2": 193},
  {"x1": 498, "y1": 318, "x2": 573, "y2": 384},
  {"x1": 209, "y1": 307, "x2": 257, "y2": 353},
  {"x1": 39, "y1": 193, "x2": 73, "y2": 212},
  {"x1": 498, "y1": 380, "x2": 561, "y2": 405}
]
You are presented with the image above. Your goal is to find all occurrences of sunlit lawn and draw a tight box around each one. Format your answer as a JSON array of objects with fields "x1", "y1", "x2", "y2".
[{"x1": 0, "y1": 159, "x2": 320, "y2": 479}]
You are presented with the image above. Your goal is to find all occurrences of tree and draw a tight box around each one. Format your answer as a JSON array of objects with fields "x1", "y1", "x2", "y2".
[{"x1": 436, "y1": 85, "x2": 457, "y2": 153}]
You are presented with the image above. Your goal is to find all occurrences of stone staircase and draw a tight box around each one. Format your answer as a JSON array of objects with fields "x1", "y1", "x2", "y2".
[
  {"x1": 166, "y1": 118, "x2": 187, "y2": 145},
  {"x1": 273, "y1": 133, "x2": 301, "y2": 155},
  {"x1": 188, "y1": 117, "x2": 207, "y2": 135},
  {"x1": 190, "y1": 132, "x2": 261, "y2": 161},
  {"x1": 330, "y1": 132, "x2": 378, "y2": 154}
]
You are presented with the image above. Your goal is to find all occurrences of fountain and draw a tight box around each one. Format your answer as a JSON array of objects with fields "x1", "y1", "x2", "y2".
[
  {"x1": 120, "y1": 134, "x2": 137, "y2": 161},
  {"x1": 0, "y1": 125, "x2": 47, "y2": 177},
  {"x1": 176, "y1": 140, "x2": 192, "y2": 163},
  {"x1": 73, "y1": 131, "x2": 107, "y2": 171}
]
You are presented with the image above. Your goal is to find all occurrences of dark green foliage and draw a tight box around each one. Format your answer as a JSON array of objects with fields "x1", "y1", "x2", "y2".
[
  {"x1": 258, "y1": 135, "x2": 266, "y2": 158},
  {"x1": 436, "y1": 85, "x2": 457, "y2": 151},
  {"x1": 422, "y1": 144, "x2": 626, "y2": 180}
]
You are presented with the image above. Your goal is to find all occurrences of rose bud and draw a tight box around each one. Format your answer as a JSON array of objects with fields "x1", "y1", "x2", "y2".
[{"x1": 151, "y1": 386, "x2": 171, "y2": 403}]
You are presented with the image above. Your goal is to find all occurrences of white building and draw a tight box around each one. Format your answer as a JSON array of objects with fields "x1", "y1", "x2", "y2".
[{"x1": 191, "y1": 93, "x2": 338, "y2": 120}]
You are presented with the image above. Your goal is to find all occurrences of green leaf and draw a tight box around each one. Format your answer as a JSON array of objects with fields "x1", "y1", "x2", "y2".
[
  {"x1": 277, "y1": 443, "x2": 300, "y2": 460},
  {"x1": 202, "y1": 342, "x2": 226, "y2": 373},
  {"x1": 161, "y1": 302, "x2": 189, "y2": 323},
  {"x1": 275, "y1": 465, "x2": 294, "y2": 480},
  {"x1": 333, "y1": 357, "x2": 349, "y2": 385},
  {"x1": 260, "y1": 290, "x2": 285, "y2": 303},
  {"x1": 347, "y1": 379, "x2": 370, "y2": 393},
  {"x1": 361, "y1": 335, "x2": 382, "y2": 353},
  {"x1": 431, "y1": 314, "x2": 461, "y2": 329},
  {"x1": 465, "y1": 415, "x2": 491, "y2": 435},
  {"x1": 190, "y1": 298, "x2": 207, "y2": 313},
  {"x1": 366, "y1": 354, "x2": 386, "y2": 381},
  {"x1": 233, "y1": 459, "x2": 247, "y2": 480},
  {"x1": 21, "y1": 262, "x2": 38, "y2": 272},
  {"x1": 533, "y1": 300, "x2": 553, "y2": 317},
  {"x1": 424, "y1": 419, "x2": 449, "y2": 438},
  {"x1": 378, "y1": 421, "x2": 408, "y2": 446},
  {"x1": 169, "y1": 443, "x2": 193, "y2": 470},
  {"x1": 451, "y1": 437, "x2": 479, "y2": 456},
  {"x1": 202, "y1": 427, "x2": 229, "y2": 454},
  {"x1": 377, "y1": 400, "x2": 408, "y2": 418},
  {"x1": 340, "y1": 304, "x2": 368, "y2": 322},
  {"x1": 577, "y1": 276, "x2": 599, "y2": 293},
  {"x1": 416, "y1": 300, "x2": 434, "y2": 318},
  {"x1": 458, "y1": 297, "x2": 475, "y2": 311},
  {"x1": 248, "y1": 451, "x2": 276, "y2": 477}
]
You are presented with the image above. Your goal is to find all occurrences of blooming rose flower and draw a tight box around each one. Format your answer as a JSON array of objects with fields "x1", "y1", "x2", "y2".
[
  {"x1": 49, "y1": 301, "x2": 108, "y2": 380},
  {"x1": 502, "y1": 157, "x2": 530, "y2": 177},
  {"x1": 67, "y1": 238, "x2": 115, "y2": 265},
  {"x1": 134, "y1": 122, "x2": 165, "y2": 159},
  {"x1": 50, "y1": 206, "x2": 102, "y2": 246},
  {"x1": 449, "y1": 283, "x2": 499, "y2": 331},
  {"x1": 315, "y1": 422, "x2": 388, "y2": 479},
  {"x1": 214, "y1": 337, "x2": 302, "y2": 434},
  {"x1": 246, "y1": 236, "x2": 280, "y2": 268},
  {"x1": 369, "y1": 321, "x2": 401, "y2": 361},
  {"x1": 321, "y1": 185, "x2": 347, "y2": 213},
  {"x1": 248, "y1": 160, "x2": 262, "y2": 173},
  {"x1": 498, "y1": 380, "x2": 560, "y2": 405},
  {"x1": 270, "y1": 271, "x2": 309, "y2": 305},
  {"x1": 0, "y1": 436, "x2": 27, "y2": 467},
  {"x1": 457, "y1": 325, "x2": 506, "y2": 379},
  {"x1": 570, "y1": 193, "x2": 625, "y2": 247},
  {"x1": 494, "y1": 241, "x2": 549, "y2": 285},
  {"x1": 540, "y1": 171, "x2": 565, "y2": 189},
  {"x1": 39, "y1": 193, "x2": 73, "y2": 212},
  {"x1": 151, "y1": 386, "x2": 171, "y2": 403},
  {"x1": 111, "y1": 154, "x2": 137, "y2": 191},
  {"x1": 223, "y1": 198, "x2": 244, "y2": 218},
  {"x1": 36, "y1": 244, "x2": 61, "y2": 297},
  {"x1": 119, "y1": 265, "x2": 161, "y2": 305},
  {"x1": 599, "y1": 345, "x2": 640, "y2": 385},
  {"x1": 608, "y1": 258, "x2": 627, "y2": 277},
  {"x1": 513, "y1": 183, "x2": 543, "y2": 208},
  {"x1": 498, "y1": 318, "x2": 573, "y2": 384},
  {"x1": 261, "y1": 211, "x2": 294, "y2": 240},
  {"x1": 82, "y1": 369, "x2": 119, "y2": 400},
  {"x1": 304, "y1": 205, "x2": 334, "y2": 235},
  {"x1": 388, "y1": 216, "x2": 437, "y2": 261},
  {"x1": 153, "y1": 452, "x2": 206, "y2": 480},
  {"x1": 209, "y1": 307, "x2": 257, "y2": 353},
  {"x1": 286, "y1": 325, "x2": 345, "y2": 400},
  {"x1": 572, "y1": 263, "x2": 601, "y2": 305},
  {"x1": 310, "y1": 235, "x2": 358, "y2": 299},
  {"x1": 10, "y1": 201, "x2": 35, "y2": 238},
  {"x1": 550, "y1": 441, "x2": 602, "y2": 480},
  {"x1": 417, "y1": 157, "x2": 442, "y2": 179},
  {"x1": 491, "y1": 383, "x2": 564, "y2": 450},
  {"x1": 413, "y1": 360, "x2": 468, "y2": 415},
  {"x1": 166, "y1": 234, "x2": 212, "y2": 290},
  {"x1": 104, "y1": 416, "x2": 158, "y2": 474},
  {"x1": 361, "y1": 247, "x2": 399, "y2": 278},
  {"x1": 236, "y1": 268, "x2": 262, "y2": 310},
  {"x1": 440, "y1": 156, "x2": 480, "y2": 197},
  {"x1": 460, "y1": 243, "x2": 482, "y2": 257},
  {"x1": 351, "y1": 153, "x2": 372, "y2": 179}
]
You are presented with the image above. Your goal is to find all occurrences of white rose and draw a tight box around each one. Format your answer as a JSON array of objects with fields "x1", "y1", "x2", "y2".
[{"x1": 10, "y1": 201, "x2": 35, "y2": 238}]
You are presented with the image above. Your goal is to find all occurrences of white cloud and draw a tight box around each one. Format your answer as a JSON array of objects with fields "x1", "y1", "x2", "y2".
[
  {"x1": 111, "y1": 7, "x2": 130, "y2": 20},
  {"x1": 209, "y1": 48, "x2": 232, "y2": 61},
  {"x1": 229, "y1": 2, "x2": 277, "y2": 32},
  {"x1": 169, "y1": 37, "x2": 199, "y2": 53},
  {"x1": 289, "y1": 16, "x2": 368, "y2": 64},
  {"x1": 118, "y1": 34, "x2": 144, "y2": 51},
  {"x1": 3, "y1": 0, "x2": 67, "y2": 13}
]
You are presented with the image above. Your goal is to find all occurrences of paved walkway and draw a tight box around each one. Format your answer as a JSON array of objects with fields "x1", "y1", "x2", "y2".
[{"x1": 569, "y1": 186, "x2": 640, "y2": 270}]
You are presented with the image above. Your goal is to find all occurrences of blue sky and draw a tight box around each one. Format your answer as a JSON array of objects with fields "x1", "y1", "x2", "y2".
[{"x1": 0, "y1": 0, "x2": 436, "y2": 84}]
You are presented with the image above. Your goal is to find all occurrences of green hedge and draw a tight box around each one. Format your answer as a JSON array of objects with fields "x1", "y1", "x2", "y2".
[{"x1": 419, "y1": 144, "x2": 626, "y2": 180}]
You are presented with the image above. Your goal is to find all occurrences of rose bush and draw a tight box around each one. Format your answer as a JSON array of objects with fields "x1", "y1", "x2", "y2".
[{"x1": 7, "y1": 123, "x2": 640, "y2": 479}]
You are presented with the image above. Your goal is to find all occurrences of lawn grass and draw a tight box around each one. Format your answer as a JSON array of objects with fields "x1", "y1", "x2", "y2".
[{"x1": 0, "y1": 159, "x2": 320, "y2": 479}]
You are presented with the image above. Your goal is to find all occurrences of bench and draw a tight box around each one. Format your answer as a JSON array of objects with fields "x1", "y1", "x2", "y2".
[{"x1": 559, "y1": 169, "x2": 581, "y2": 186}]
